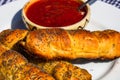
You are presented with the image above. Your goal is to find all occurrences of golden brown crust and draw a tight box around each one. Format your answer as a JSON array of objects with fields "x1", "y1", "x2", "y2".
[
  {"x1": 0, "y1": 50, "x2": 28, "y2": 79},
  {"x1": 1, "y1": 29, "x2": 120, "y2": 60},
  {"x1": 0, "y1": 29, "x2": 28, "y2": 49},
  {"x1": 37, "y1": 61, "x2": 60, "y2": 75},
  {"x1": 93, "y1": 30, "x2": 120, "y2": 59},
  {"x1": 0, "y1": 50, "x2": 55, "y2": 80},
  {"x1": 0, "y1": 29, "x2": 12, "y2": 55},
  {"x1": 0, "y1": 29, "x2": 92, "y2": 80},
  {"x1": 37, "y1": 61, "x2": 91, "y2": 80},
  {"x1": 1, "y1": 28, "x2": 120, "y2": 79},
  {"x1": 0, "y1": 72, "x2": 5, "y2": 80},
  {"x1": 0, "y1": 43, "x2": 9, "y2": 56},
  {"x1": 14, "y1": 63, "x2": 55, "y2": 80},
  {"x1": 0, "y1": 29, "x2": 55, "y2": 80},
  {"x1": 0, "y1": 29, "x2": 11, "y2": 40},
  {"x1": 24, "y1": 29, "x2": 120, "y2": 60},
  {"x1": 53, "y1": 61, "x2": 91, "y2": 80}
]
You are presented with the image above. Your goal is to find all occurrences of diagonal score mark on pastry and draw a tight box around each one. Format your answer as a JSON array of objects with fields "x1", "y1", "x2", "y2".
[
  {"x1": 0, "y1": 29, "x2": 92, "y2": 80},
  {"x1": 20, "y1": 29, "x2": 120, "y2": 60}
]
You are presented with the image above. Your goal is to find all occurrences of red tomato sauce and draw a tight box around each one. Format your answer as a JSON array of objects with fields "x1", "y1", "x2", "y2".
[{"x1": 26, "y1": 0, "x2": 87, "y2": 27}]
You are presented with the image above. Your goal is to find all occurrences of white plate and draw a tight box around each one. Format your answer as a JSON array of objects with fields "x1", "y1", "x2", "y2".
[{"x1": 0, "y1": 0, "x2": 120, "y2": 80}]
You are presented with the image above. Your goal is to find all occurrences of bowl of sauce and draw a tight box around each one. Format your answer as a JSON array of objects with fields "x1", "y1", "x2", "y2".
[{"x1": 22, "y1": 0, "x2": 90, "y2": 30}]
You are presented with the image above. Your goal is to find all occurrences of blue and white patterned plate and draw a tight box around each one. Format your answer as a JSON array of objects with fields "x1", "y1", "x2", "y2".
[{"x1": 0, "y1": 0, "x2": 120, "y2": 9}]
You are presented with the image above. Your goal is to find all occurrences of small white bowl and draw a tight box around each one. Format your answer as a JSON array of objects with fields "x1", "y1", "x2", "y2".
[{"x1": 22, "y1": 0, "x2": 90, "y2": 30}]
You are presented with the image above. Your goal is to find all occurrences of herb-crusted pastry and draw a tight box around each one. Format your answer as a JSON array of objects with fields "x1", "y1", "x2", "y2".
[
  {"x1": 0, "y1": 29, "x2": 55, "y2": 80},
  {"x1": 0, "y1": 50, "x2": 55, "y2": 80},
  {"x1": 21, "y1": 29, "x2": 120, "y2": 60},
  {"x1": 0, "y1": 29, "x2": 91, "y2": 80},
  {"x1": 37, "y1": 61, "x2": 92, "y2": 80}
]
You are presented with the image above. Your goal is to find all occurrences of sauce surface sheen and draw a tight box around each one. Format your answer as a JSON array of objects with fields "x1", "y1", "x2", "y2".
[{"x1": 26, "y1": 0, "x2": 87, "y2": 27}]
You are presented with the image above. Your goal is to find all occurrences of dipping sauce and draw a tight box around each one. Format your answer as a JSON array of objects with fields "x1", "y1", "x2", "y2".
[{"x1": 26, "y1": 0, "x2": 87, "y2": 27}]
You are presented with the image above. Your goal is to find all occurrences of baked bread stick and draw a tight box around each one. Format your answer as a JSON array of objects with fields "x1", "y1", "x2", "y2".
[{"x1": 21, "y1": 29, "x2": 120, "y2": 60}]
